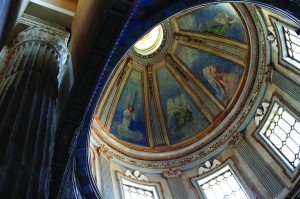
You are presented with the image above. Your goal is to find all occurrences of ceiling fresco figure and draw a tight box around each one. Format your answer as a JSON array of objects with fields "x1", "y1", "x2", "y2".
[
  {"x1": 158, "y1": 67, "x2": 210, "y2": 144},
  {"x1": 177, "y1": 3, "x2": 246, "y2": 42},
  {"x1": 203, "y1": 64, "x2": 241, "y2": 105},
  {"x1": 111, "y1": 70, "x2": 148, "y2": 146},
  {"x1": 177, "y1": 45, "x2": 244, "y2": 105}
]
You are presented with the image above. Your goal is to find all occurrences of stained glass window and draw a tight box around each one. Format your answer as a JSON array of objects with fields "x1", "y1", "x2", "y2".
[
  {"x1": 261, "y1": 103, "x2": 300, "y2": 170},
  {"x1": 197, "y1": 165, "x2": 250, "y2": 199},
  {"x1": 283, "y1": 27, "x2": 300, "y2": 65}
]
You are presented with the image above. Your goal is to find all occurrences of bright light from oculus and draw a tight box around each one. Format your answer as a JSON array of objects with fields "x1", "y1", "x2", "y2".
[{"x1": 134, "y1": 24, "x2": 163, "y2": 55}]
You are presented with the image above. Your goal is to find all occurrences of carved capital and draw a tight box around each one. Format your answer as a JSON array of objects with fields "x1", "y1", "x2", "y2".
[
  {"x1": 265, "y1": 65, "x2": 274, "y2": 83},
  {"x1": 14, "y1": 27, "x2": 69, "y2": 65},
  {"x1": 229, "y1": 132, "x2": 244, "y2": 146},
  {"x1": 162, "y1": 168, "x2": 182, "y2": 178},
  {"x1": 97, "y1": 145, "x2": 113, "y2": 161}
]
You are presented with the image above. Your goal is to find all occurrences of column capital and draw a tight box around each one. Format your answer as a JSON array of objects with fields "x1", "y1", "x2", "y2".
[
  {"x1": 162, "y1": 168, "x2": 182, "y2": 178},
  {"x1": 97, "y1": 145, "x2": 113, "y2": 161},
  {"x1": 265, "y1": 64, "x2": 274, "y2": 83},
  {"x1": 14, "y1": 27, "x2": 68, "y2": 65},
  {"x1": 229, "y1": 132, "x2": 244, "y2": 146}
]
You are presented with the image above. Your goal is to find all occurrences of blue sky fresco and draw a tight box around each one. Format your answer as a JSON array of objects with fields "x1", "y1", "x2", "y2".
[{"x1": 157, "y1": 67, "x2": 210, "y2": 144}]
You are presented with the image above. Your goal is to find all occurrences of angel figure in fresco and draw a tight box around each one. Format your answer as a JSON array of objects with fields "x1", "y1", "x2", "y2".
[
  {"x1": 203, "y1": 64, "x2": 240, "y2": 105},
  {"x1": 120, "y1": 105, "x2": 136, "y2": 130},
  {"x1": 201, "y1": 12, "x2": 236, "y2": 35},
  {"x1": 119, "y1": 90, "x2": 138, "y2": 131}
]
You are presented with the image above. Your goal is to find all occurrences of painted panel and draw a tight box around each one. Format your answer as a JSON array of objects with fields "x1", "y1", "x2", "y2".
[
  {"x1": 157, "y1": 67, "x2": 210, "y2": 144},
  {"x1": 151, "y1": 98, "x2": 164, "y2": 145},
  {"x1": 187, "y1": 81, "x2": 219, "y2": 116},
  {"x1": 101, "y1": 86, "x2": 118, "y2": 124},
  {"x1": 177, "y1": 45, "x2": 244, "y2": 106},
  {"x1": 177, "y1": 3, "x2": 246, "y2": 42},
  {"x1": 111, "y1": 70, "x2": 148, "y2": 146}
]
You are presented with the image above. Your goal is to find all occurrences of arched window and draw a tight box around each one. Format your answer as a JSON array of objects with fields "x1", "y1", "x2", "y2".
[
  {"x1": 272, "y1": 17, "x2": 300, "y2": 72},
  {"x1": 191, "y1": 160, "x2": 254, "y2": 199},
  {"x1": 256, "y1": 99, "x2": 300, "y2": 177},
  {"x1": 117, "y1": 172, "x2": 164, "y2": 199},
  {"x1": 121, "y1": 178, "x2": 158, "y2": 199}
]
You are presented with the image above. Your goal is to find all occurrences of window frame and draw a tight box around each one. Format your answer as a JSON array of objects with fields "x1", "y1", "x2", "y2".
[
  {"x1": 116, "y1": 171, "x2": 164, "y2": 199},
  {"x1": 254, "y1": 96, "x2": 300, "y2": 178},
  {"x1": 272, "y1": 18, "x2": 300, "y2": 73},
  {"x1": 190, "y1": 159, "x2": 255, "y2": 199}
]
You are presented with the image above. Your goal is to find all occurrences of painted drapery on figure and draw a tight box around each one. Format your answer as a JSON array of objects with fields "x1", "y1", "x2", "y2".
[
  {"x1": 177, "y1": 3, "x2": 246, "y2": 42},
  {"x1": 111, "y1": 70, "x2": 148, "y2": 146},
  {"x1": 177, "y1": 45, "x2": 244, "y2": 106}
]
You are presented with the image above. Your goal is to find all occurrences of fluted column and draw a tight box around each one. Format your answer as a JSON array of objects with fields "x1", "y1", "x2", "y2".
[
  {"x1": 0, "y1": 27, "x2": 67, "y2": 198},
  {"x1": 163, "y1": 169, "x2": 188, "y2": 199},
  {"x1": 232, "y1": 134, "x2": 285, "y2": 198}
]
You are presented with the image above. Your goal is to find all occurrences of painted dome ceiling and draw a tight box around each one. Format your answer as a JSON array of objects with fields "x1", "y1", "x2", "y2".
[{"x1": 93, "y1": 3, "x2": 264, "y2": 167}]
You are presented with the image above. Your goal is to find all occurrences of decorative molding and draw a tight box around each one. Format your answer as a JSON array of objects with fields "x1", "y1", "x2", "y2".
[
  {"x1": 165, "y1": 54, "x2": 188, "y2": 81},
  {"x1": 20, "y1": 14, "x2": 68, "y2": 34},
  {"x1": 228, "y1": 132, "x2": 244, "y2": 146},
  {"x1": 173, "y1": 32, "x2": 190, "y2": 42},
  {"x1": 265, "y1": 65, "x2": 274, "y2": 83},
  {"x1": 198, "y1": 159, "x2": 221, "y2": 174},
  {"x1": 117, "y1": 57, "x2": 132, "y2": 85},
  {"x1": 255, "y1": 102, "x2": 270, "y2": 126},
  {"x1": 125, "y1": 170, "x2": 148, "y2": 181},
  {"x1": 146, "y1": 64, "x2": 153, "y2": 95},
  {"x1": 162, "y1": 168, "x2": 182, "y2": 178},
  {"x1": 97, "y1": 145, "x2": 113, "y2": 161}
]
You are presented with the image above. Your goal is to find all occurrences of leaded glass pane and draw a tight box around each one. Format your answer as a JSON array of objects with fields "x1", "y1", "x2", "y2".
[
  {"x1": 262, "y1": 103, "x2": 300, "y2": 170},
  {"x1": 283, "y1": 27, "x2": 300, "y2": 65},
  {"x1": 122, "y1": 184, "x2": 155, "y2": 199},
  {"x1": 197, "y1": 166, "x2": 249, "y2": 199}
]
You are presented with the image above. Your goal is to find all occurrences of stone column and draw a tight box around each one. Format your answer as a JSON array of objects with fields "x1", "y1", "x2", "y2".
[
  {"x1": 0, "y1": 27, "x2": 67, "y2": 198},
  {"x1": 163, "y1": 169, "x2": 188, "y2": 199}
]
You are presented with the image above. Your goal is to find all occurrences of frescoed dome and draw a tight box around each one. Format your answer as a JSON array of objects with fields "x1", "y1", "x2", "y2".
[{"x1": 92, "y1": 3, "x2": 263, "y2": 167}]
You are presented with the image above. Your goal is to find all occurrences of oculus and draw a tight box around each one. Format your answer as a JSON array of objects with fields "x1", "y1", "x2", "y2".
[{"x1": 134, "y1": 24, "x2": 164, "y2": 56}]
